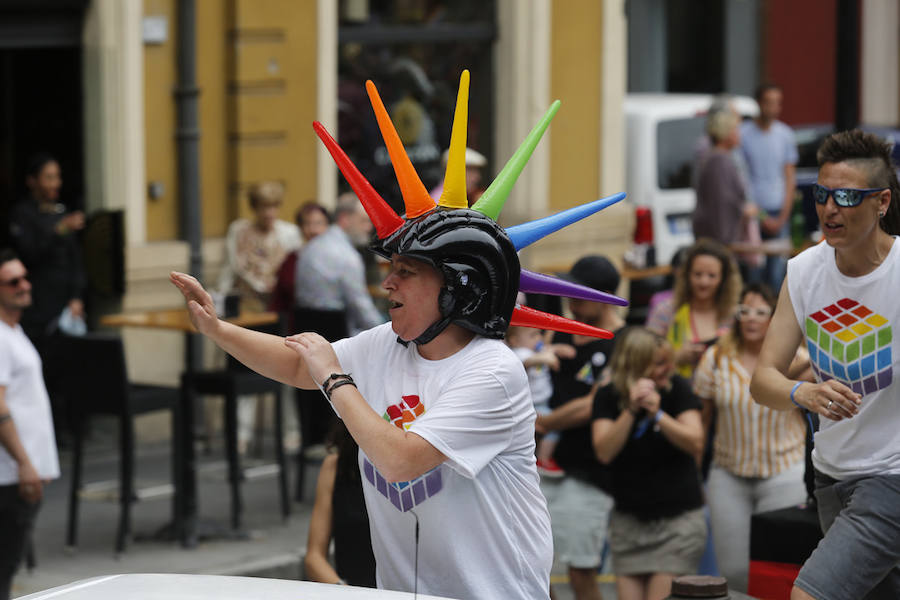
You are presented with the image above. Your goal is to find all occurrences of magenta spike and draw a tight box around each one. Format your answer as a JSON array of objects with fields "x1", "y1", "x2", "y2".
[{"x1": 519, "y1": 270, "x2": 628, "y2": 306}]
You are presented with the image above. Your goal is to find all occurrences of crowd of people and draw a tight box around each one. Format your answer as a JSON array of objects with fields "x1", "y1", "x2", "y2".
[{"x1": 3, "y1": 79, "x2": 900, "y2": 600}]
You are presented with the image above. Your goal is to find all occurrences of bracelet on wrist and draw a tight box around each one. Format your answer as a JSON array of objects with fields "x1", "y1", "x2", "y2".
[
  {"x1": 321, "y1": 372, "x2": 352, "y2": 389},
  {"x1": 653, "y1": 409, "x2": 663, "y2": 423},
  {"x1": 790, "y1": 381, "x2": 804, "y2": 408},
  {"x1": 0, "y1": 413, "x2": 11, "y2": 425},
  {"x1": 324, "y1": 374, "x2": 356, "y2": 400}
]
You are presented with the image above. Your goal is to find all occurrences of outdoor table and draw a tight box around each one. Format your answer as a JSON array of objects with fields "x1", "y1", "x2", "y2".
[{"x1": 100, "y1": 308, "x2": 279, "y2": 547}]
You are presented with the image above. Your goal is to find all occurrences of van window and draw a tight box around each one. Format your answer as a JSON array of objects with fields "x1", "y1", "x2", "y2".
[{"x1": 656, "y1": 117, "x2": 705, "y2": 190}]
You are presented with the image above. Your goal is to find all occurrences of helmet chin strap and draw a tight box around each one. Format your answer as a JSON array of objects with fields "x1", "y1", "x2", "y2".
[{"x1": 395, "y1": 287, "x2": 456, "y2": 347}]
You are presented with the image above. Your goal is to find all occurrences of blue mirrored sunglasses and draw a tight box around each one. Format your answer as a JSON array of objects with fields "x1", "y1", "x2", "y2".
[{"x1": 812, "y1": 184, "x2": 887, "y2": 208}]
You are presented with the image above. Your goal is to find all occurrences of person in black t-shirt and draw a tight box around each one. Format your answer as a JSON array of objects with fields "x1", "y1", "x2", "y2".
[
  {"x1": 535, "y1": 255, "x2": 624, "y2": 600},
  {"x1": 592, "y1": 326, "x2": 706, "y2": 600}
]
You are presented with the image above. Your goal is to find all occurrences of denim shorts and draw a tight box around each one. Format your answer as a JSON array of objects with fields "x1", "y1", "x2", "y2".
[{"x1": 794, "y1": 471, "x2": 900, "y2": 600}]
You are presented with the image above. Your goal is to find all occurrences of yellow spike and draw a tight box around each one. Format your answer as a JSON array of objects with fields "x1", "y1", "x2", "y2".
[{"x1": 438, "y1": 70, "x2": 470, "y2": 209}]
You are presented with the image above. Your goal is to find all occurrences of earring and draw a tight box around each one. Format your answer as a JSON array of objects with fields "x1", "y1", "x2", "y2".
[{"x1": 880, "y1": 211, "x2": 886, "y2": 218}]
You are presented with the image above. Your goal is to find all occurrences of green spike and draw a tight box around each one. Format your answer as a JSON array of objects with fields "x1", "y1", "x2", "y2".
[{"x1": 471, "y1": 100, "x2": 561, "y2": 220}]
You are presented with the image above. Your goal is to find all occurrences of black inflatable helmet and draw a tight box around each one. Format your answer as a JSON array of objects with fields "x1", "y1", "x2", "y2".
[
  {"x1": 312, "y1": 70, "x2": 628, "y2": 346},
  {"x1": 373, "y1": 208, "x2": 520, "y2": 344}
]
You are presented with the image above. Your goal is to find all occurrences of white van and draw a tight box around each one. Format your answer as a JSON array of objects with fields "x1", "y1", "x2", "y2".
[{"x1": 624, "y1": 93, "x2": 758, "y2": 265}]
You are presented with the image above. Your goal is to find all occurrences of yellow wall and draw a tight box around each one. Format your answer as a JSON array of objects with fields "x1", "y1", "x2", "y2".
[
  {"x1": 143, "y1": 0, "x2": 178, "y2": 241},
  {"x1": 142, "y1": 0, "x2": 319, "y2": 241},
  {"x1": 549, "y1": 0, "x2": 603, "y2": 211},
  {"x1": 227, "y1": 0, "x2": 319, "y2": 224}
]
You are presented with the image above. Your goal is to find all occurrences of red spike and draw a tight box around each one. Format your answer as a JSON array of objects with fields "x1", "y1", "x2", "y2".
[
  {"x1": 313, "y1": 121, "x2": 404, "y2": 239},
  {"x1": 510, "y1": 305, "x2": 615, "y2": 339}
]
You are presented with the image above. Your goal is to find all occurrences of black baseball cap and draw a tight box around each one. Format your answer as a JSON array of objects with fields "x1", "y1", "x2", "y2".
[{"x1": 559, "y1": 255, "x2": 620, "y2": 294}]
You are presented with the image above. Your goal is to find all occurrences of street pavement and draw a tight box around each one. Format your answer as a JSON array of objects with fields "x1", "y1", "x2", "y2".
[{"x1": 11, "y1": 420, "x2": 606, "y2": 599}]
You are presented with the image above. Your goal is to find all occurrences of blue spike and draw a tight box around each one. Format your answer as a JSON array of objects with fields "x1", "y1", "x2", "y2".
[{"x1": 506, "y1": 192, "x2": 626, "y2": 251}]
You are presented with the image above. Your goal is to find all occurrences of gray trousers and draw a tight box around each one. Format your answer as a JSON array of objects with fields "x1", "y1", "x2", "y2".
[{"x1": 795, "y1": 471, "x2": 900, "y2": 600}]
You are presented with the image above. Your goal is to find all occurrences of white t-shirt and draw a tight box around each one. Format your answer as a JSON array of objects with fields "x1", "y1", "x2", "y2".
[
  {"x1": 333, "y1": 323, "x2": 552, "y2": 600},
  {"x1": 512, "y1": 346, "x2": 554, "y2": 409},
  {"x1": 787, "y1": 238, "x2": 900, "y2": 479},
  {"x1": 0, "y1": 321, "x2": 60, "y2": 485}
]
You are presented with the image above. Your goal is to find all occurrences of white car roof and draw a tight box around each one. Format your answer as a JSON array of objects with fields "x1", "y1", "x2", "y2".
[
  {"x1": 625, "y1": 93, "x2": 759, "y2": 120},
  {"x1": 17, "y1": 574, "x2": 456, "y2": 600}
]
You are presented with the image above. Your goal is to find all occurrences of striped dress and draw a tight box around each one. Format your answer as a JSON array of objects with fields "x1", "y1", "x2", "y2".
[{"x1": 693, "y1": 345, "x2": 805, "y2": 477}]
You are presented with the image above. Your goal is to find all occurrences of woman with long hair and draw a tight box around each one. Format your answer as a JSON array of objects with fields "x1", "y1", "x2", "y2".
[
  {"x1": 751, "y1": 129, "x2": 900, "y2": 599},
  {"x1": 592, "y1": 327, "x2": 706, "y2": 600},
  {"x1": 646, "y1": 239, "x2": 742, "y2": 378},
  {"x1": 694, "y1": 283, "x2": 808, "y2": 592}
]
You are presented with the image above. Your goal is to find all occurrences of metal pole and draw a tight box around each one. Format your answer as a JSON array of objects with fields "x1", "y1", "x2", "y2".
[
  {"x1": 175, "y1": 0, "x2": 203, "y2": 546},
  {"x1": 835, "y1": 0, "x2": 860, "y2": 132}
]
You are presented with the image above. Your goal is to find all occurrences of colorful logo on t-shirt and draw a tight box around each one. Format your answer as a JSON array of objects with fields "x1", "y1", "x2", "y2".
[
  {"x1": 805, "y1": 298, "x2": 892, "y2": 396},
  {"x1": 363, "y1": 394, "x2": 442, "y2": 512}
]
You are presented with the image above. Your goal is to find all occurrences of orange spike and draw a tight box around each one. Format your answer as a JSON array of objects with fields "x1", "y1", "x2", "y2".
[
  {"x1": 312, "y1": 121, "x2": 404, "y2": 239},
  {"x1": 510, "y1": 305, "x2": 615, "y2": 339},
  {"x1": 365, "y1": 80, "x2": 435, "y2": 218},
  {"x1": 438, "y1": 70, "x2": 470, "y2": 209}
]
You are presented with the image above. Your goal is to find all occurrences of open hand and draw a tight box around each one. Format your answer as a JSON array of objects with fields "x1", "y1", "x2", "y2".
[{"x1": 169, "y1": 272, "x2": 221, "y2": 336}]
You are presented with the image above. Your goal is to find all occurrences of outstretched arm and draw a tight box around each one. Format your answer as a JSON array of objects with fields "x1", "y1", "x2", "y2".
[{"x1": 170, "y1": 272, "x2": 316, "y2": 389}]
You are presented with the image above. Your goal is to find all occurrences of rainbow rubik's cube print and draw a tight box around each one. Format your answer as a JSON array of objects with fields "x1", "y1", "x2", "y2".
[
  {"x1": 363, "y1": 394, "x2": 442, "y2": 512},
  {"x1": 806, "y1": 298, "x2": 892, "y2": 396}
]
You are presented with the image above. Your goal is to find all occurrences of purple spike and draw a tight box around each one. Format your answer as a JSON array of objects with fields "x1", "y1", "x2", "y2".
[
  {"x1": 506, "y1": 192, "x2": 626, "y2": 251},
  {"x1": 520, "y1": 270, "x2": 628, "y2": 306}
]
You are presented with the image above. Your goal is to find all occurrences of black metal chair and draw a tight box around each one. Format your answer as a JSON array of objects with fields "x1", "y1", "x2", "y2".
[
  {"x1": 60, "y1": 333, "x2": 181, "y2": 555},
  {"x1": 291, "y1": 307, "x2": 348, "y2": 501},
  {"x1": 181, "y1": 320, "x2": 290, "y2": 530}
]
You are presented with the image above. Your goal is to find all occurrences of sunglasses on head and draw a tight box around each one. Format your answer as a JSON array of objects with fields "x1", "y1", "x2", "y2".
[
  {"x1": 811, "y1": 184, "x2": 887, "y2": 208},
  {"x1": 0, "y1": 275, "x2": 28, "y2": 288},
  {"x1": 736, "y1": 304, "x2": 772, "y2": 320}
]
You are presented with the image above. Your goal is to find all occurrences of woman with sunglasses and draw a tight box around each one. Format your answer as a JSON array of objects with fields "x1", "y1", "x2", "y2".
[
  {"x1": 751, "y1": 130, "x2": 900, "y2": 600},
  {"x1": 693, "y1": 283, "x2": 809, "y2": 592},
  {"x1": 592, "y1": 327, "x2": 706, "y2": 600}
]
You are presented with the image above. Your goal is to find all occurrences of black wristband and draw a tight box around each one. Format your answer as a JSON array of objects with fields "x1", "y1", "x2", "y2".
[
  {"x1": 0, "y1": 413, "x2": 10, "y2": 425},
  {"x1": 325, "y1": 379, "x2": 357, "y2": 400},
  {"x1": 321, "y1": 372, "x2": 352, "y2": 389}
]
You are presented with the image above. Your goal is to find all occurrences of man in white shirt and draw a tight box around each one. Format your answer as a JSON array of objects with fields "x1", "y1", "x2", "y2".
[
  {"x1": 294, "y1": 193, "x2": 383, "y2": 335},
  {"x1": 0, "y1": 249, "x2": 60, "y2": 600}
]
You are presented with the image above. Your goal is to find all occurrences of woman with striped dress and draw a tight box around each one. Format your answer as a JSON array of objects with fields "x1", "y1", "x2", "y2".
[{"x1": 693, "y1": 282, "x2": 809, "y2": 592}]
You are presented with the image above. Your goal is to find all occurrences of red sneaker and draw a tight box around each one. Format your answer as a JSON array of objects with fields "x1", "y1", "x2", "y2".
[{"x1": 536, "y1": 458, "x2": 565, "y2": 478}]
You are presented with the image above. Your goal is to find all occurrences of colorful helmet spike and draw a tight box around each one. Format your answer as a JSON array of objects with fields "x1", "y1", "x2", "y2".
[
  {"x1": 314, "y1": 71, "x2": 629, "y2": 341},
  {"x1": 505, "y1": 192, "x2": 626, "y2": 251},
  {"x1": 471, "y1": 100, "x2": 561, "y2": 220},
  {"x1": 365, "y1": 80, "x2": 436, "y2": 218},
  {"x1": 519, "y1": 269, "x2": 628, "y2": 306},
  {"x1": 438, "y1": 70, "x2": 471, "y2": 210},
  {"x1": 511, "y1": 305, "x2": 615, "y2": 339},
  {"x1": 312, "y1": 121, "x2": 404, "y2": 239}
]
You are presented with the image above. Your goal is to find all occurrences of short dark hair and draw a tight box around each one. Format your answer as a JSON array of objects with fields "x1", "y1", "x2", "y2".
[
  {"x1": 754, "y1": 83, "x2": 781, "y2": 103},
  {"x1": 295, "y1": 201, "x2": 331, "y2": 228},
  {"x1": 0, "y1": 249, "x2": 19, "y2": 269},
  {"x1": 25, "y1": 152, "x2": 57, "y2": 179},
  {"x1": 817, "y1": 129, "x2": 900, "y2": 235}
]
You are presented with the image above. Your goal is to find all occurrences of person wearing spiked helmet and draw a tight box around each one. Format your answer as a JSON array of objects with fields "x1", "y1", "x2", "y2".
[{"x1": 170, "y1": 71, "x2": 627, "y2": 599}]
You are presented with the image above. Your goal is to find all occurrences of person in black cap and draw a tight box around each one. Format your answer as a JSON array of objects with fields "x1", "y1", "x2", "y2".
[{"x1": 536, "y1": 255, "x2": 625, "y2": 600}]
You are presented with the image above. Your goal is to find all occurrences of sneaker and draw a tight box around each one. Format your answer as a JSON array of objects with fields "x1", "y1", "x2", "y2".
[{"x1": 536, "y1": 457, "x2": 565, "y2": 478}]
